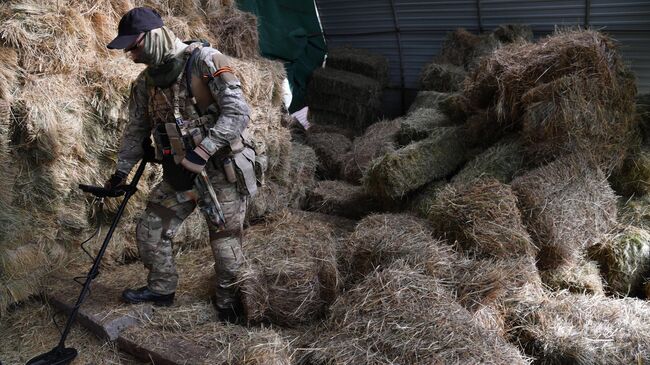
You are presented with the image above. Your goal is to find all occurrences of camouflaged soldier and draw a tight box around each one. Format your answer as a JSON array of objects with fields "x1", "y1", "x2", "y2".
[{"x1": 105, "y1": 7, "x2": 260, "y2": 323}]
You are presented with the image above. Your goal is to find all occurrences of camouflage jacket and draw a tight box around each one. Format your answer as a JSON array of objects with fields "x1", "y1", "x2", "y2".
[{"x1": 115, "y1": 45, "x2": 250, "y2": 174}]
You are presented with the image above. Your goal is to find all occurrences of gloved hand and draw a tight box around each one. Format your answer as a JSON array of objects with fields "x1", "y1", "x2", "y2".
[
  {"x1": 104, "y1": 170, "x2": 128, "y2": 190},
  {"x1": 180, "y1": 146, "x2": 210, "y2": 174}
]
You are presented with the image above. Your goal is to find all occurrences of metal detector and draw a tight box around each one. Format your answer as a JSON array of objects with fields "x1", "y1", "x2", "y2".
[{"x1": 25, "y1": 159, "x2": 147, "y2": 365}]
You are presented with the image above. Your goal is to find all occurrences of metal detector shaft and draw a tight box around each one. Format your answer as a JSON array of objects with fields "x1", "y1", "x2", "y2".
[{"x1": 26, "y1": 159, "x2": 147, "y2": 365}]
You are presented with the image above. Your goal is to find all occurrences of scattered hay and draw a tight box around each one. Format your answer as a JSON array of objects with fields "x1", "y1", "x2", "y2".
[
  {"x1": 341, "y1": 214, "x2": 457, "y2": 287},
  {"x1": 609, "y1": 145, "x2": 650, "y2": 197},
  {"x1": 305, "y1": 180, "x2": 379, "y2": 219},
  {"x1": 511, "y1": 154, "x2": 618, "y2": 270},
  {"x1": 540, "y1": 259, "x2": 605, "y2": 295},
  {"x1": 363, "y1": 126, "x2": 467, "y2": 199},
  {"x1": 340, "y1": 119, "x2": 399, "y2": 184},
  {"x1": 419, "y1": 62, "x2": 466, "y2": 92},
  {"x1": 429, "y1": 178, "x2": 536, "y2": 259},
  {"x1": 407, "y1": 90, "x2": 450, "y2": 114},
  {"x1": 305, "y1": 132, "x2": 351, "y2": 179},
  {"x1": 590, "y1": 226, "x2": 650, "y2": 297},
  {"x1": 510, "y1": 290, "x2": 650, "y2": 364},
  {"x1": 326, "y1": 47, "x2": 389, "y2": 86},
  {"x1": 301, "y1": 262, "x2": 532, "y2": 365},
  {"x1": 240, "y1": 210, "x2": 340, "y2": 326},
  {"x1": 396, "y1": 107, "x2": 451, "y2": 146},
  {"x1": 452, "y1": 137, "x2": 525, "y2": 184},
  {"x1": 206, "y1": 7, "x2": 259, "y2": 59}
]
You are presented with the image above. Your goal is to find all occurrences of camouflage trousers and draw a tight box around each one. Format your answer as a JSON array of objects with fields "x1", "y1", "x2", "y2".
[{"x1": 135, "y1": 164, "x2": 246, "y2": 310}]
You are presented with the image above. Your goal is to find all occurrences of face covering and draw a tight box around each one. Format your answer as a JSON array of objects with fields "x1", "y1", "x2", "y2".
[{"x1": 144, "y1": 27, "x2": 188, "y2": 88}]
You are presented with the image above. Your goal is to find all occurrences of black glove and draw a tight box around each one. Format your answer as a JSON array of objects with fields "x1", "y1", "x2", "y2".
[
  {"x1": 104, "y1": 170, "x2": 128, "y2": 190},
  {"x1": 180, "y1": 148, "x2": 208, "y2": 174}
]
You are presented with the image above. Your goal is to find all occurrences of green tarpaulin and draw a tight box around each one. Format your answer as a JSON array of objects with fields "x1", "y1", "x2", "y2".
[{"x1": 237, "y1": 0, "x2": 326, "y2": 112}]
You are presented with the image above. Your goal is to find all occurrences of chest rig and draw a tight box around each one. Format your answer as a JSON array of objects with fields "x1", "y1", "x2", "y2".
[{"x1": 148, "y1": 43, "x2": 216, "y2": 190}]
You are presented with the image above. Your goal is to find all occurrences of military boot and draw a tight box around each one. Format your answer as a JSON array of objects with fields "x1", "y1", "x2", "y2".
[
  {"x1": 122, "y1": 286, "x2": 175, "y2": 306},
  {"x1": 213, "y1": 295, "x2": 245, "y2": 324}
]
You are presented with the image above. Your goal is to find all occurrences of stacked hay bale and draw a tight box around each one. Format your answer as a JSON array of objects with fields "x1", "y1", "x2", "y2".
[
  {"x1": 0, "y1": 0, "x2": 295, "y2": 312},
  {"x1": 305, "y1": 180, "x2": 380, "y2": 219},
  {"x1": 307, "y1": 47, "x2": 387, "y2": 132},
  {"x1": 239, "y1": 210, "x2": 340, "y2": 326}
]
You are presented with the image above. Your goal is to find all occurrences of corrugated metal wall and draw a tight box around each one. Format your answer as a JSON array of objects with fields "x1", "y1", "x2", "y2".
[{"x1": 315, "y1": 0, "x2": 650, "y2": 116}]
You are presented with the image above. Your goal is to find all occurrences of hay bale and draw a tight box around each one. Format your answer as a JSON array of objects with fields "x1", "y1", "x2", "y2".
[
  {"x1": 305, "y1": 180, "x2": 380, "y2": 219},
  {"x1": 342, "y1": 214, "x2": 458, "y2": 286},
  {"x1": 240, "y1": 210, "x2": 340, "y2": 326},
  {"x1": 302, "y1": 262, "x2": 531, "y2": 365},
  {"x1": 492, "y1": 24, "x2": 533, "y2": 44},
  {"x1": 438, "y1": 93, "x2": 474, "y2": 124},
  {"x1": 407, "y1": 180, "x2": 448, "y2": 218},
  {"x1": 637, "y1": 93, "x2": 650, "y2": 143},
  {"x1": 307, "y1": 93, "x2": 380, "y2": 128},
  {"x1": 306, "y1": 132, "x2": 351, "y2": 179},
  {"x1": 463, "y1": 107, "x2": 510, "y2": 148},
  {"x1": 429, "y1": 178, "x2": 536, "y2": 259},
  {"x1": 307, "y1": 109, "x2": 359, "y2": 132},
  {"x1": 464, "y1": 29, "x2": 635, "y2": 126},
  {"x1": 609, "y1": 145, "x2": 650, "y2": 197},
  {"x1": 396, "y1": 108, "x2": 451, "y2": 146},
  {"x1": 521, "y1": 74, "x2": 636, "y2": 170},
  {"x1": 363, "y1": 126, "x2": 468, "y2": 199},
  {"x1": 540, "y1": 259, "x2": 605, "y2": 295},
  {"x1": 510, "y1": 290, "x2": 650, "y2": 364},
  {"x1": 512, "y1": 155, "x2": 618, "y2": 270},
  {"x1": 206, "y1": 7, "x2": 259, "y2": 59},
  {"x1": 326, "y1": 47, "x2": 389, "y2": 86},
  {"x1": 590, "y1": 226, "x2": 650, "y2": 297},
  {"x1": 452, "y1": 137, "x2": 525, "y2": 184},
  {"x1": 340, "y1": 119, "x2": 399, "y2": 184},
  {"x1": 419, "y1": 62, "x2": 466, "y2": 92},
  {"x1": 407, "y1": 90, "x2": 450, "y2": 114}
]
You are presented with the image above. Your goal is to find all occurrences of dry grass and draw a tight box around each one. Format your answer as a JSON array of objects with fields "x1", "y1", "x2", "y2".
[
  {"x1": 540, "y1": 259, "x2": 604, "y2": 295},
  {"x1": 512, "y1": 154, "x2": 618, "y2": 270},
  {"x1": 326, "y1": 47, "x2": 389, "y2": 87},
  {"x1": 436, "y1": 28, "x2": 482, "y2": 68},
  {"x1": 305, "y1": 180, "x2": 379, "y2": 219},
  {"x1": 363, "y1": 126, "x2": 468, "y2": 199},
  {"x1": 429, "y1": 177, "x2": 537, "y2": 260},
  {"x1": 407, "y1": 90, "x2": 450, "y2": 114},
  {"x1": 306, "y1": 132, "x2": 351, "y2": 179},
  {"x1": 419, "y1": 62, "x2": 466, "y2": 92},
  {"x1": 340, "y1": 119, "x2": 399, "y2": 184},
  {"x1": 396, "y1": 107, "x2": 451, "y2": 146},
  {"x1": 451, "y1": 136, "x2": 525, "y2": 184},
  {"x1": 239, "y1": 210, "x2": 340, "y2": 326},
  {"x1": 509, "y1": 290, "x2": 650, "y2": 364},
  {"x1": 300, "y1": 261, "x2": 532, "y2": 365},
  {"x1": 206, "y1": 6, "x2": 259, "y2": 59},
  {"x1": 609, "y1": 145, "x2": 650, "y2": 197}
]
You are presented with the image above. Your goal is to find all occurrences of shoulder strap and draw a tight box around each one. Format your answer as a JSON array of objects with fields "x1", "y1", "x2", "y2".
[{"x1": 184, "y1": 47, "x2": 203, "y2": 117}]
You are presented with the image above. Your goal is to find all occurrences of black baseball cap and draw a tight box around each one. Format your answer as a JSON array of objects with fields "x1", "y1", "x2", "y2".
[{"x1": 107, "y1": 7, "x2": 164, "y2": 49}]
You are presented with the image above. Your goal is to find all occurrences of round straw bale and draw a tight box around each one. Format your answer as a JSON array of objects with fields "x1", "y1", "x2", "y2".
[
  {"x1": 363, "y1": 126, "x2": 468, "y2": 199},
  {"x1": 510, "y1": 290, "x2": 650, "y2": 364},
  {"x1": 206, "y1": 7, "x2": 260, "y2": 59},
  {"x1": 240, "y1": 210, "x2": 340, "y2": 326},
  {"x1": 396, "y1": 107, "x2": 451, "y2": 146},
  {"x1": 609, "y1": 145, "x2": 650, "y2": 197},
  {"x1": 340, "y1": 118, "x2": 399, "y2": 184},
  {"x1": 306, "y1": 132, "x2": 351, "y2": 179},
  {"x1": 326, "y1": 47, "x2": 389, "y2": 87},
  {"x1": 511, "y1": 154, "x2": 618, "y2": 270},
  {"x1": 407, "y1": 90, "x2": 451, "y2": 114},
  {"x1": 590, "y1": 226, "x2": 650, "y2": 297},
  {"x1": 419, "y1": 62, "x2": 466, "y2": 92},
  {"x1": 429, "y1": 177, "x2": 536, "y2": 259},
  {"x1": 310, "y1": 261, "x2": 531, "y2": 365},
  {"x1": 492, "y1": 24, "x2": 533, "y2": 44},
  {"x1": 305, "y1": 180, "x2": 380, "y2": 219},
  {"x1": 540, "y1": 259, "x2": 605, "y2": 295},
  {"x1": 452, "y1": 136, "x2": 525, "y2": 184},
  {"x1": 438, "y1": 93, "x2": 474, "y2": 124},
  {"x1": 521, "y1": 74, "x2": 636, "y2": 171},
  {"x1": 342, "y1": 213, "x2": 458, "y2": 286}
]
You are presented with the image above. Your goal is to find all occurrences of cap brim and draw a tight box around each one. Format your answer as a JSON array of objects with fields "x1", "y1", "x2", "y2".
[{"x1": 107, "y1": 34, "x2": 139, "y2": 50}]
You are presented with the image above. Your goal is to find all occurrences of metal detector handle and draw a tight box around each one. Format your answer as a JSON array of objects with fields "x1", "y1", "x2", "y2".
[{"x1": 78, "y1": 184, "x2": 125, "y2": 198}]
